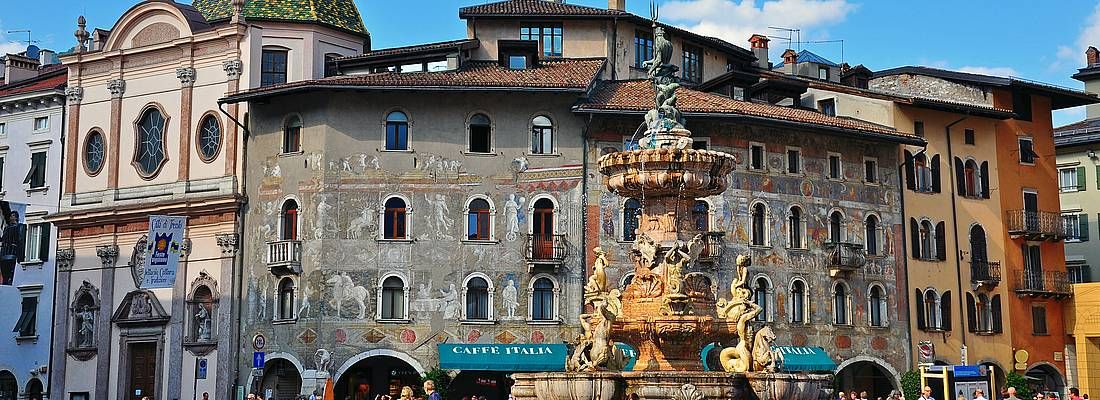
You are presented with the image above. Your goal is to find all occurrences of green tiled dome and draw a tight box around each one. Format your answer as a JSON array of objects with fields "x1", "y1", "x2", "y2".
[{"x1": 192, "y1": 0, "x2": 368, "y2": 36}]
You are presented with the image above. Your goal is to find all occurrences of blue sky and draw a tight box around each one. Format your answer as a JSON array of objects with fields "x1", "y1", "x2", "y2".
[{"x1": 2, "y1": 0, "x2": 1097, "y2": 125}]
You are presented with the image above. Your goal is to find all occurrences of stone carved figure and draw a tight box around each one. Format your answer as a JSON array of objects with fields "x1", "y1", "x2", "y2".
[
  {"x1": 315, "y1": 348, "x2": 334, "y2": 373},
  {"x1": 327, "y1": 273, "x2": 368, "y2": 319},
  {"x1": 641, "y1": 25, "x2": 685, "y2": 133},
  {"x1": 501, "y1": 279, "x2": 519, "y2": 319},
  {"x1": 674, "y1": 384, "x2": 704, "y2": 400},
  {"x1": 583, "y1": 247, "x2": 608, "y2": 295},
  {"x1": 717, "y1": 255, "x2": 766, "y2": 373},
  {"x1": 131, "y1": 292, "x2": 151, "y2": 318},
  {"x1": 503, "y1": 194, "x2": 525, "y2": 242},
  {"x1": 77, "y1": 307, "x2": 95, "y2": 347},
  {"x1": 752, "y1": 326, "x2": 778, "y2": 372},
  {"x1": 440, "y1": 283, "x2": 460, "y2": 320},
  {"x1": 631, "y1": 233, "x2": 658, "y2": 269},
  {"x1": 195, "y1": 305, "x2": 212, "y2": 341},
  {"x1": 567, "y1": 292, "x2": 625, "y2": 372}
]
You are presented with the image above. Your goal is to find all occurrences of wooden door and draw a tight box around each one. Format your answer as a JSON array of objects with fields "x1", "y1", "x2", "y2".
[
  {"x1": 1023, "y1": 191, "x2": 1039, "y2": 231},
  {"x1": 533, "y1": 206, "x2": 553, "y2": 259},
  {"x1": 129, "y1": 342, "x2": 157, "y2": 400}
]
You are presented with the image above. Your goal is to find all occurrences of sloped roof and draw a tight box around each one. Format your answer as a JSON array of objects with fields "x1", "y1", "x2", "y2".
[
  {"x1": 1055, "y1": 118, "x2": 1100, "y2": 147},
  {"x1": 336, "y1": 39, "x2": 479, "y2": 61},
  {"x1": 774, "y1": 49, "x2": 837, "y2": 68},
  {"x1": 0, "y1": 67, "x2": 66, "y2": 98},
  {"x1": 222, "y1": 58, "x2": 605, "y2": 103},
  {"x1": 874, "y1": 65, "x2": 1099, "y2": 110},
  {"x1": 192, "y1": 0, "x2": 368, "y2": 36},
  {"x1": 576, "y1": 80, "x2": 922, "y2": 144}
]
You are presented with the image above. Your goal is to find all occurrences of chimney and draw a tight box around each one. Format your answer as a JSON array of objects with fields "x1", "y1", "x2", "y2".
[
  {"x1": 781, "y1": 49, "x2": 797, "y2": 74},
  {"x1": 748, "y1": 34, "x2": 769, "y2": 68},
  {"x1": 1087, "y1": 46, "x2": 1099, "y2": 67},
  {"x1": 609, "y1": 0, "x2": 625, "y2": 10},
  {"x1": 3, "y1": 54, "x2": 40, "y2": 85}
]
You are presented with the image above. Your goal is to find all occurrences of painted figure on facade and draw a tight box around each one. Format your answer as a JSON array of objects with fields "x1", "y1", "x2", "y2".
[
  {"x1": 501, "y1": 279, "x2": 519, "y2": 319},
  {"x1": 504, "y1": 194, "x2": 524, "y2": 242},
  {"x1": 424, "y1": 194, "x2": 454, "y2": 240},
  {"x1": 77, "y1": 307, "x2": 95, "y2": 347},
  {"x1": 440, "y1": 283, "x2": 460, "y2": 320},
  {"x1": 195, "y1": 304, "x2": 212, "y2": 341},
  {"x1": 328, "y1": 272, "x2": 368, "y2": 319}
]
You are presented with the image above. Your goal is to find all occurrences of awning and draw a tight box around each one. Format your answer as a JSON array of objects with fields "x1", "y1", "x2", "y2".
[
  {"x1": 617, "y1": 342, "x2": 638, "y2": 371},
  {"x1": 438, "y1": 344, "x2": 567, "y2": 372},
  {"x1": 775, "y1": 346, "x2": 837, "y2": 373}
]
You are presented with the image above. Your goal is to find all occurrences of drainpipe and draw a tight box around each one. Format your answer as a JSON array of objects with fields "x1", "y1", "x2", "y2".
[
  {"x1": 944, "y1": 116, "x2": 968, "y2": 353},
  {"x1": 610, "y1": 17, "x2": 618, "y2": 80},
  {"x1": 899, "y1": 143, "x2": 928, "y2": 369},
  {"x1": 580, "y1": 112, "x2": 593, "y2": 318}
]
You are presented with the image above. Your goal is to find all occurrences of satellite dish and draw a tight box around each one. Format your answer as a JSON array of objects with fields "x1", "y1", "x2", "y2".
[{"x1": 25, "y1": 45, "x2": 40, "y2": 60}]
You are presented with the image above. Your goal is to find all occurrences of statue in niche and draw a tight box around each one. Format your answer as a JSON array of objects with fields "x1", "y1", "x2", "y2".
[
  {"x1": 195, "y1": 304, "x2": 212, "y2": 341},
  {"x1": 501, "y1": 279, "x2": 519, "y2": 319},
  {"x1": 77, "y1": 307, "x2": 95, "y2": 347}
]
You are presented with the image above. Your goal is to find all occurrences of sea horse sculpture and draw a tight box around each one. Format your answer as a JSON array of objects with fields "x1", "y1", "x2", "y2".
[{"x1": 717, "y1": 255, "x2": 773, "y2": 373}]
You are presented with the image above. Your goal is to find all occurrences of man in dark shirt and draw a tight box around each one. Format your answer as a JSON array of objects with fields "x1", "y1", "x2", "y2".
[{"x1": 0, "y1": 211, "x2": 24, "y2": 285}]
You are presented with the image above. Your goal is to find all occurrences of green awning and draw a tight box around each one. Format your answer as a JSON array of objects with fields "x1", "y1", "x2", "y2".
[
  {"x1": 438, "y1": 344, "x2": 567, "y2": 372},
  {"x1": 775, "y1": 346, "x2": 837, "y2": 373}
]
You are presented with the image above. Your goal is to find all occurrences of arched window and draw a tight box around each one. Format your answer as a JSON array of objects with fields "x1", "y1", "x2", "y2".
[
  {"x1": 380, "y1": 275, "x2": 406, "y2": 320},
  {"x1": 531, "y1": 198, "x2": 556, "y2": 259},
  {"x1": 976, "y1": 293, "x2": 992, "y2": 332},
  {"x1": 465, "y1": 276, "x2": 490, "y2": 320},
  {"x1": 84, "y1": 129, "x2": 106, "y2": 175},
  {"x1": 0, "y1": 372, "x2": 14, "y2": 400},
  {"x1": 277, "y1": 277, "x2": 296, "y2": 321},
  {"x1": 531, "y1": 277, "x2": 556, "y2": 321},
  {"x1": 468, "y1": 113, "x2": 492, "y2": 153},
  {"x1": 693, "y1": 200, "x2": 710, "y2": 231},
  {"x1": 385, "y1": 111, "x2": 410, "y2": 151},
  {"x1": 135, "y1": 106, "x2": 167, "y2": 177},
  {"x1": 919, "y1": 220, "x2": 934, "y2": 260},
  {"x1": 623, "y1": 198, "x2": 641, "y2": 241},
  {"x1": 833, "y1": 281, "x2": 850, "y2": 325},
  {"x1": 914, "y1": 153, "x2": 931, "y2": 191},
  {"x1": 869, "y1": 284, "x2": 886, "y2": 327},
  {"x1": 788, "y1": 206, "x2": 804, "y2": 249},
  {"x1": 923, "y1": 289, "x2": 940, "y2": 330},
  {"x1": 970, "y1": 225, "x2": 990, "y2": 281},
  {"x1": 964, "y1": 159, "x2": 979, "y2": 197},
  {"x1": 197, "y1": 114, "x2": 222, "y2": 162},
  {"x1": 754, "y1": 277, "x2": 770, "y2": 322},
  {"x1": 466, "y1": 198, "x2": 492, "y2": 241},
  {"x1": 790, "y1": 279, "x2": 807, "y2": 324},
  {"x1": 283, "y1": 115, "x2": 302, "y2": 154},
  {"x1": 531, "y1": 115, "x2": 554, "y2": 154},
  {"x1": 25, "y1": 378, "x2": 43, "y2": 400},
  {"x1": 384, "y1": 197, "x2": 408, "y2": 239},
  {"x1": 865, "y1": 214, "x2": 879, "y2": 255},
  {"x1": 829, "y1": 211, "x2": 844, "y2": 243},
  {"x1": 280, "y1": 200, "x2": 299, "y2": 240},
  {"x1": 751, "y1": 202, "x2": 767, "y2": 246}
]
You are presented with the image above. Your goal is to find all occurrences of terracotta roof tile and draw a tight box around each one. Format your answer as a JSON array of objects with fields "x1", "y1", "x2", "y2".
[
  {"x1": 0, "y1": 69, "x2": 67, "y2": 98},
  {"x1": 224, "y1": 58, "x2": 605, "y2": 101},
  {"x1": 578, "y1": 80, "x2": 919, "y2": 143},
  {"x1": 459, "y1": 0, "x2": 629, "y2": 17}
]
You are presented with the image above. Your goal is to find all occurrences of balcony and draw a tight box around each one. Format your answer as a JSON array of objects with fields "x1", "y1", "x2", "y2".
[
  {"x1": 1012, "y1": 269, "x2": 1072, "y2": 299},
  {"x1": 969, "y1": 260, "x2": 1001, "y2": 289},
  {"x1": 526, "y1": 234, "x2": 566, "y2": 271},
  {"x1": 267, "y1": 240, "x2": 302, "y2": 276},
  {"x1": 1006, "y1": 210, "x2": 1068, "y2": 241},
  {"x1": 824, "y1": 242, "x2": 866, "y2": 277},
  {"x1": 696, "y1": 231, "x2": 725, "y2": 264}
]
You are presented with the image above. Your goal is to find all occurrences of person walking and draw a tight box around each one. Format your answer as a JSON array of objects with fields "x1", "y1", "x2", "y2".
[
  {"x1": 920, "y1": 386, "x2": 936, "y2": 400},
  {"x1": 400, "y1": 386, "x2": 414, "y2": 400},
  {"x1": 974, "y1": 388, "x2": 988, "y2": 400},
  {"x1": 1005, "y1": 388, "x2": 1021, "y2": 400},
  {"x1": 424, "y1": 380, "x2": 441, "y2": 400}
]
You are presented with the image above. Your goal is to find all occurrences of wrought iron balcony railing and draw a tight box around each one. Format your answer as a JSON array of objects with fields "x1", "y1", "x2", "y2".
[
  {"x1": 267, "y1": 240, "x2": 302, "y2": 275},
  {"x1": 525, "y1": 233, "x2": 567, "y2": 264},
  {"x1": 970, "y1": 260, "x2": 1001, "y2": 288},
  {"x1": 824, "y1": 242, "x2": 866, "y2": 277},
  {"x1": 1013, "y1": 269, "x2": 1072, "y2": 298},
  {"x1": 1006, "y1": 210, "x2": 1068, "y2": 240},
  {"x1": 696, "y1": 231, "x2": 725, "y2": 263}
]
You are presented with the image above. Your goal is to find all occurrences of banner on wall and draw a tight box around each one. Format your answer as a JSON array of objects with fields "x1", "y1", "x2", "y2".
[{"x1": 142, "y1": 215, "x2": 187, "y2": 289}]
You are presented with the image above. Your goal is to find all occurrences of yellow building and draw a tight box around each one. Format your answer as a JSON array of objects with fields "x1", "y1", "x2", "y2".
[{"x1": 1066, "y1": 283, "x2": 1100, "y2": 395}]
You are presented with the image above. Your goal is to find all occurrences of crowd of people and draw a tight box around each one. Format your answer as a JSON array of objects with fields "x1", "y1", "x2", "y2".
[{"x1": 834, "y1": 386, "x2": 1091, "y2": 400}]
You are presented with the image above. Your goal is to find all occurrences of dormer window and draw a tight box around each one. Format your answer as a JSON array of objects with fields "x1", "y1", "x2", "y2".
[
  {"x1": 521, "y1": 23, "x2": 563, "y2": 57},
  {"x1": 818, "y1": 66, "x2": 829, "y2": 80}
]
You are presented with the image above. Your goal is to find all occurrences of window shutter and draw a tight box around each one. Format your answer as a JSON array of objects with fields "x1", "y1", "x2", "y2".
[
  {"x1": 1080, "y1": 214, "x2": 1090, "y2": 242},
  {"x1": 1096, "y1": 165, "x2": 1100, "y2": 190},
  {"x1": 914, "y1": 289, "x2": 925, "y2": 330},
  {"x1": 37, "y1": 224, "x2": 50, "y2": 262},
  {"x1": 935, "y1": 221, "x2": 947, "y2": 261},
  {"x1": 940, "y1": 291, "x2": 952, "y2": 331},
  {"x1": 954, "y1": 157, "x2": 966, "y2": 194},
  {"x1": 980, "y1": 161, "x2": 990, "y2": 198},
  {"x1": 910, "y1": 218, "x2": 920, "y2": 258},
  {"x1": 966, "y1": 293, "x2": 977, "y2": 333},
  {"x1": 904, "y1": 150, "x2": 915, "y2": 190},
  {"x1": 991, "y1": 295, "x2": 1003, "y2": 333},
  {"x1": 1079, "y1": 166, "x2": 1088, "y2": 191},
  {"x1": 22, "y1": 162, "x2": 37, "y2": 185},
  {"x1": 931, "y1": 154, "x2": 941, "y2": 193}
]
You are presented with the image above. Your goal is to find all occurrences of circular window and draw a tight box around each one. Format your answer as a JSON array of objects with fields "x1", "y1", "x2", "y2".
[
  {"x1": 197, "y1": 114, "x2": 221, "y2": 162},
  {"x1": 135, "y1": 106, "x2": 167, "y2": 177},
  {"x1": 84, "y1": 130, "x2": 105, "y2": 176}
]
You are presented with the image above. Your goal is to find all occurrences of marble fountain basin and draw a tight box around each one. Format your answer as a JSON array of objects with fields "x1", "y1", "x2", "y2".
[{"x1": 511, "y1": 371, "x2": 833, "y2": 400}]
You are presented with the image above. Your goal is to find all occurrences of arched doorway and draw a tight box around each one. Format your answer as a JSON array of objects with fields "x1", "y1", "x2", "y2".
[
  {"x1": 450, "y1": 371, "x2": 514, "y2": 400},
  {"x1": 336, "y1": 355, "x2": 419, "y2": 400},
  {"x1": 1025, "y1": 364, "x2": 1065, "y2": 397},
  {"x1": 980, "y1": 362, "x2": 1006, "y2": 396},
  {"x1": 836, "y1": 360, "x2": 897, "y2": 400},
  {"x1": 260, "y1": 359, "x2": 302, "y2": 400},
  {"x1": 0, "y1": 371, "x2": 16, "y2": 400},
  {"x1": 26, "y1": 378, "x2": 43, "y2": 400}
]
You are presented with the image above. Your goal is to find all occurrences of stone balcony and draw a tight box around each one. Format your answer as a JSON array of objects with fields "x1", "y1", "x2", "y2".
[{"x1": 266, "y1": 239, "x2": 302, "y2": 276}]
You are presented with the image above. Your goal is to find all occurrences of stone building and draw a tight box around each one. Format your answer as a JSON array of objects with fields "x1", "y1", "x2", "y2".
[
  {"x1": 0, "y1": 47, "x2": 66, "y2": 400},
  {"x1": 49, "y1": 1, "x2": 368, "y2": 400},
  {"x1": 579, "y1": 80, "x2": 921, "y2": 397},
  {"x1": 1056, "y1": 47, "x2": 1100, "y2": 285}
]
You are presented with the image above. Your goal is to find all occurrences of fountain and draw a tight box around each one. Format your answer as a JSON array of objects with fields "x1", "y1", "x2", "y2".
[{"x1": 509, "y1": 10, "x2": 833, "y2": 400}]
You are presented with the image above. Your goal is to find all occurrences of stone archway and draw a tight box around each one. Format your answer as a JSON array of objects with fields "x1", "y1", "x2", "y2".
[
  {"x1": 260, "y1": 358, "x2": 303, "y2": 400},
  {"x1": 334, "y1": 354, "x2": 420, "y2": 400},
  {"x1": 835, "y1": 357, "x2": 901, "y2": 400},
  {"x1": 0, "y1": 371, "x2": 16, "y2": 400},
  {"x1": 1025, "y1": 363, "x2": 1065, "y2": 396}
]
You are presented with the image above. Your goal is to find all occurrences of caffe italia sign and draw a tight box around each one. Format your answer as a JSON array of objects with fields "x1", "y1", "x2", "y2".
[{"x1": 438, "y1": 344, "x2": 567, "y2": 371}]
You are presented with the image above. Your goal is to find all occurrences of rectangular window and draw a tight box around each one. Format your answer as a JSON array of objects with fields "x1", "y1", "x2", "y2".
[
  {"x1": 732, "y1": 86, "x2": 745, "y2": 101},
  {"x1": 0, "y1": 156, "x2": 5, "y2": 192},
  {"x1": 749, "y1": 143, "x2": 765, "y2": 171},
  {"x1": 1068, "y1": 264, "x2": 1092, "y2": 283},
  {"x1": 819, "y1": 98, "x2": 836, "y2": 117},
  {"x1": 864, "y1": 158, "x2": 878, "y2": 183},
  {"x1": 1031, "y1": 304, "x2": 1047, "y2": 335},
  {"x1": 23, "y1": 223, "x2": 50, "y2": 264},
  {"x1": 260, "y1": 49, "x2": 288, "y2": 87},
  {"x1": 786, "y1": 148, "x2": 801, "y2": 174},
  {"x1": 1060, "y1": 168, "x2": 1079, "y2": 192},
  {"x1": 508, "y1": 55, "x2": 527, "y2": 70},
  {"x1": 681, "y1": 44, "x2": 702, "y2": 83},
  {"x1": 1019, "y1": 137, "x2": 1036, "y2": 164},
  {"x1": 914, "y1": 121, "x2": 925, "y2": 137},
  {"x1": 818, "y1": 66, "x2": 829, "y2": 80},
  {"x1": 0, "y1": 123, "x2": 6, "y2": 136},
  {"x1": 14, "y1": 295, "x2": 37, "y2": 337},
  {"x1": 964, "y1": 129, "x2": 975, "y2": 145},
  {"x1": 828, "y1": 153, "x2": 842, "y2": 179},
  {"x1": 520, "y1": 23, "x2": 563, "y2": 57},
  {"x1": 24, "y1": 151, "x2": 47, "y2": 189},
  {"x1": 33, "y1": 116, "x2": 49, "y2": 131},
  {"x1": 1064, "y1": 214, "x2": 1081, "y2": 241},
  {"x1": 634, "y1": 30, "x2": 653, "y2": 68}
]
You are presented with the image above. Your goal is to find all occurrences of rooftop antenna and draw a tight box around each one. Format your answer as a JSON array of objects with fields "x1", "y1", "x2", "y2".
[
  {"x1": 801, "y1": 39, "x2": 846, "y2": 64},
  {"x1": 6, "y1": 30, "x2": 38, "y2": 46},
  {"x1": 767, "y1": 26, "x2": 800, "y2": 51}
]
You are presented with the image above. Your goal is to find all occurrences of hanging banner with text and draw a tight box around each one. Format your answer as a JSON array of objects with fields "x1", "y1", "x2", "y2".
[{"x1": 142, "y1": 215, "x2": 187, "y2": 289}]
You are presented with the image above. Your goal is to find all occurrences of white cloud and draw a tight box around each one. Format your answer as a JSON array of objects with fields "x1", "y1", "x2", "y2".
[
  {"x1": 1052, "y1": 3, "x2": 1100, "y2": 70},
  {"x1": 0, "y1": 41, "x2": 23, "y2": 55},
  {"x1": 659, "y1": 0, "x2": 856, "y2": 50},
  {"x1": 955, "y1": 66, "x2": 1018, "y2": 77}
]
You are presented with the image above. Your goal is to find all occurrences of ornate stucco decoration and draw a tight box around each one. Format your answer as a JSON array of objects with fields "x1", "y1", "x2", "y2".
[
  {"x1": 107, "y1": 79, "x2": 126, "y2": 98},
  {"x1": 223, "y1": 59, "x2": 243, "y2": 79},
  {"x1": 96, "y1": 244, "x2": 119, "y2": 269},
  {"x1": 216, "y1": 233, "x2": 240, "y2": 255},
  {"x1": 65, "y1": 87, "x2": 84, "y2": 104},
  {"x1": 129, "y1": 235, "x2": 148, "y2": 287},
  {"x1": 67, "y1": 280, "x2": 101, "y2": 361},
  {"x1": 56, "y1": 248, "x2": 76, "y2": 271},
  {"x1": 112, "y1": 289, "x2": 170, "y2": 326},
  {"x1": 176, "y1": 67, "x2": 196, "y2": 87}
]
